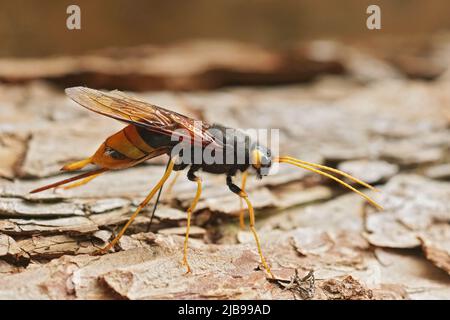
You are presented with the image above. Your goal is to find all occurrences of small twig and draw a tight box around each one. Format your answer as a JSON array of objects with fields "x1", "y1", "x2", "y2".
[{"x1": 270, "y1": 269, "x2": 315, "y2": 300}]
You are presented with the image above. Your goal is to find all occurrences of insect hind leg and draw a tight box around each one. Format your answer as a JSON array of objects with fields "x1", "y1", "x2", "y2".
[
  {"x1": 94, "y1": 159, "x2": 175, "y2": 255},
  {"x1": 61, "y1": 157, "x2": 93, "y2": 171},
  {"x1": 181, "y1": 168, "x2": 202, "y2": 274},
  {"x1": 165, "y1": 171, "x2": 181, "y2": 198},
  {"x1": 62, "y1": 172, "x2": 102, "y2": 190}
]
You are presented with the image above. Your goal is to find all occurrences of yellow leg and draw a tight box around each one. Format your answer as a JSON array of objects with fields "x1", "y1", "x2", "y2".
[
  {"x1": 182, "y1": 177, "x2": 202, "y2": 273},
  {"x1": 95, "y1": 160, "x2": 175, "y2": 254},
  {"x1": 165, "y1": 171, "x2": 181, "y2": 198},
  {"x1": 61, "y1": 157, "x2": 92, "y2": 171},
  {"x1": 240, "y1": 192, "x2": 274, "y2": 278},
  {"x1": 62, "y1": 172, "x2": 101, "y2": 190},
  {"x1": 239, "y1": 171, "x2": 248, "y2": 229}
]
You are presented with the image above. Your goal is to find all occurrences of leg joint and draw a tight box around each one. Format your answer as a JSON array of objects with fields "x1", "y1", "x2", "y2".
[
  {"x1": 227, "y1": 175, "x2": 246, "y2": 196},
  {"x1": 187, "y1": 167, "x2": 200, "y2": 182}
]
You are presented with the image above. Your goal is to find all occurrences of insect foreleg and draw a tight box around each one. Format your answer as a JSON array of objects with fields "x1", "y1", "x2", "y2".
[{"x1": 226, "y1": 174, "x2": 274, "y2": 278}]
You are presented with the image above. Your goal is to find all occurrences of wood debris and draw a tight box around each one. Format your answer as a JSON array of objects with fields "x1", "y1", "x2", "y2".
[{"x1": 0, "y1": 38, "x2": 450, "y2": 299}]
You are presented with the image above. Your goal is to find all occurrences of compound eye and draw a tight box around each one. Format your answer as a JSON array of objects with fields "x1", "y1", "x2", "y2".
[{"x1": 261, "y1": 154, "x2": 270, "y2": 166}]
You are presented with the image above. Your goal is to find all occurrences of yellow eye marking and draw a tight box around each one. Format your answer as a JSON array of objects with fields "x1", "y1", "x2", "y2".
[{"x1": 252, "y1": 149, "x2": 262, "y2": 169}]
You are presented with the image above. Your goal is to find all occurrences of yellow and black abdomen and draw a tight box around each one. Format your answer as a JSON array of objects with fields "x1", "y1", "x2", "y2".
[{"x1": 91, "y1": 125, "x2": 171, "y2": 169}]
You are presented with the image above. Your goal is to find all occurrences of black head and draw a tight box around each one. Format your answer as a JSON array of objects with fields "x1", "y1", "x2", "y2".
[{"x1": 250, "y1": 144, "x2": 272, "y2": 178}]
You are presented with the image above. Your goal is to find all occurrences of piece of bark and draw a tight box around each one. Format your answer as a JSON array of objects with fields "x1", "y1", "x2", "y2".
[
  {"x1": 0, "y1": 216, "x2": 98, "y2": 236},
  {"x1": 418, "y1": 225, "x2": 450, "y2": 276},
  {"x1": 85, "y1": 198, "x2": 131, "y2": 214},
  {"x1": 364, "y1": 175, "x2": 450, "y2": 249},
  {"x1": 1, "y1": 166, "x2": 169, "y2": 199},
  {"x1": 264, "y1": 192, "x2": 368, "y2": 233},
  {"x1": 194, "y1": 187, "x2": 276, "y2": 215},
  {"x1": 0, "y1": 253, "x2": 97, "y2": 299},
  {"x1": 341, "y1": 47, "x2": 404, "y2": 82},
  {"x1": 0, "y1": 134, "x2": 27, "y2": 179},
  {"x1": 87, "y1": 206, "x2": 181, "y2": 232},
  {"x1": 389, "y1": 54, "x2": 446, "y2": 81},
  {"x1": 19, "y1": 125, "x2": 120, "y2": 178},
  {"x1": 270, "y1": 184, "x2": 332, "y2": 209},
  {"x1": 158, "y1": 226, "x2": 206, "y2": 238},
  {"x1": 337, "y1": 160, "x2": 398, "y2": 184},
  {"x1": 0, "y1": 197, "x2": 85, "y2": 218},
  {"x1": 0, "y1": 233, "x2": 29, "y2": 263},
  {"x1": 0, "y1": 230, "x2": 447, "y2": 299},
  {"x1": 193, "y1": 182, "x2": 332, "y2": 217},
  {"x1": 99, "y1": 241, "x2": 275, "y2": 299},
  {"x1": 419, "y1": 238, "x2": 450, "y2": 276},
  {"x1": 16, "y1": 234, "x2": 99, "y2": 259},
  {"x1": 0, "y1": 260, "x2": 24, "y2": 274},
  {"x1": 291, "y1": 228, "x2": 335, "y2": 256},
  {"x1": 379, "y1": 143, "x2": 444, "y2": 167},
  {"x1": 72, "y1": 247, "x2": 176, "y2": 299},
  {"x1": 288, "y1": 227, "x2": 369, "y2": 273},
  {"x1": 371, "y1": 284, "x2": 410, "y2": 300},
  {"x1": 238, "y1": 226, "x2": 368, "y2": 282},
  {"x1": 320, "y1": 275, "x2": 373, "y2": 300},
  {"x1": 424, "y1": 163, "x2": 450, "y2": 180},
  {"x1": 116, "y1": 233, "x2": 157, "y2": 251},
  {"x1": 372, "y1": 248, "x2": 450, "y2": 299}
]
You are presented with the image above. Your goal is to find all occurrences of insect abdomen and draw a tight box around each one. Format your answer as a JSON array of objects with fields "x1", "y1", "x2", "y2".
[
  {"x1": 91, "y1": 125, "x2": 167, "y2": 169},
  {"x1": 135, "y1": 126, "x2": 173, "y2": 148}
]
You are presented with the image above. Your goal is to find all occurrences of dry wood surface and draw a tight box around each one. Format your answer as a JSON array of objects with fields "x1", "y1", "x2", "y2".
[{"x1": 0, "y1": 39, "x2": 449, "y2": 299}]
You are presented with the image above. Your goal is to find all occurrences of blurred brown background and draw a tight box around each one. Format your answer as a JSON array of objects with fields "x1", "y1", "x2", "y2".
[{"x1": 1, "y1": 0, "x2": 450, "y2": 57}]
